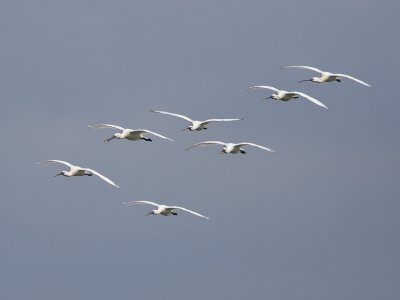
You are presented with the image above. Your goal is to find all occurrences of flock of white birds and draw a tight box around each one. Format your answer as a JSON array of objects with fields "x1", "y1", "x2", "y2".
[{"x1": 38, "y1": 65, "x2": 370, "y2": 220}]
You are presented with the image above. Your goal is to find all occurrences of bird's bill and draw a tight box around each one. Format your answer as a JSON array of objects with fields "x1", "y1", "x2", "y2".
[
  {"x1": 298, "y1": 79, "x2": 312, "y2": 83},
  {"x1": 104, "y1": 136, "x2": 116, "y2": 143},
  {"x1": 182, "y1": 127, "x2": 191, "y2": 131},
  {"x1": 262, "y1": 96, "x2": 273, "y2": 101},
  {"x1": 146, "y1": 211, "x2": 154, "y2": 216},
  {"x1": 54, "y1": 172, "x2": 64, "y2": 177}
]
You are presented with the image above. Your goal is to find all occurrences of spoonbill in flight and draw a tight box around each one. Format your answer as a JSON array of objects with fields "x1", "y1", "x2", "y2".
[
  {"x1": 37, "y1": 160, "x2": 119, "y2": 188},
  {"x1": 281, "y1": 65, "x2": 371, "y2": 86},
  {"x1": 88, "y1": 124, "x2": 174, "y2": 143},
  {"x1": 243, "y1": 85, "x2": 328, "y2": 109},
  {"x1": 150, "y1": 109, "x2": 243, "y2": 131},
  {"x1": 186, "y1": 141, "x2": 276, "y2": 154},
  {"x1": 122, "y1": 200, "x2": 209, "y2": 219}
]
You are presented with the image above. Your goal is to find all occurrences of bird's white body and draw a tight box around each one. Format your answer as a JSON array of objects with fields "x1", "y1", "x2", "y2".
[
  {"x1": 123, "y1": 200, "x2": 209, "y2": 219},
  {"x1": 244, "y1": 85, "x2": 328, "y2": 109},
  {"x1": 37, "y1": 160, "x2": 119, "y2": 188},
  {"x1": 282, "y1": 65, "x2": 371, "y2": 86},
  {"x1": 88, "y1": 124, "x2": 174, "y2": 143},
  {"x1": 150, "y1": 110, "x2": 243, "y2": 131},
  {"x1": 186, "y1": 141, "x2": 275, "y2": 154}
]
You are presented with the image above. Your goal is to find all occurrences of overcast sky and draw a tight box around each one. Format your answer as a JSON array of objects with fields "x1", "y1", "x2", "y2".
[{"x1": 1, "y1": 1, "x2": 399, "y2": 299}]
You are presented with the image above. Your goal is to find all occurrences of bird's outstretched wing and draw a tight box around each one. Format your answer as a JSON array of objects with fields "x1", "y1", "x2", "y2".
[
  {"x1": 150, "y1": 110, "x2": 193, "y2": 122},
  {"x1": 185, "y1": 141, "x2": 226, "y2": 151},
  {"x1": 334, "y1": 74, "x2": 371, "y2": 87},
  {"x1": 243, "y1": 85, "x2": 280, "y2": 92},
  {"x1": 37, "y1": 160, "x2": 74, "y2": 168},
  {"x1": 88, "y1": 124, "x2": 125, "y2": 131},
  {"x1": 281, "y1": 65, "x2": 323, "y2": 74},
  {"x1": 123, "y1": 200, "x2": 160, "y2": 207},
  {"x1": 84, "y1": 168, "x2": 119, "y2": 188},
  {"x1": 293, "y1": 92, "x2": 328, "y2": 109},
  {"x1": 203, "y1": 118, "x2": 243, "y2": 124},
  {"x1": 236, "y1": 143, "x2": 276, "y2": 152},
  {"x1": 133, "y1": 129, "x2": 174, "y2": 142},
  {"x1": 168, "y1": 206, "x2": 209, "y2": 220}
]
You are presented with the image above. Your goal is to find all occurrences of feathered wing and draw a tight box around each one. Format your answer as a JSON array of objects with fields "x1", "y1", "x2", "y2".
[
  {"x1": 122, "y1": 200, "x2": 160, "y2": 207},
  {"x1": 186, "y1": 141, "x2": 227, "y2": 151},
  {"x1": 334, "y1": 73, "x2": 371, "y2": 87},
  {"x1": 243, "y1": 85, "x2": 280, "y2": 92},
  {"x1": 168, "y1": 206, "x2": 209, "y2": 220},
  {"x1": 88, "y1": 124, "x2": 125, "y2": 131},
  {"x1": 203, "y1": 118, "x2": 243, "y2": 124},
  {"x1": 293, "y1": 92, "x2": 328, "y2": 109},
  {"x1": 281, "y1": 65, "x2": 323, "y2": 74},
  {"x1": 37, "y1": 160, "x2": 74, "y2": 168},
  {"x1": 237, "y1": 143, "x2": 276, "y2": 152},
  {"x1": 150, "y1": 110, "x2": 193, "y2": 122},
  {"x1": 84, "y1": 168, "x2": 119, "y2": 188},
  {"x1": 133, "y1": 129, "x2": 174, "y2": 142}
]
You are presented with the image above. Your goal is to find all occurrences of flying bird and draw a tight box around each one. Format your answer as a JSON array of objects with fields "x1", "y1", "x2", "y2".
[
  {"x1": 150, "y1": 110, "x2": 243, "y2": 131},
  {"x1": 123, "y1": 200, "x2": 209, "y2": 219},
  {"x1": 37, "y1": 160, "x2": 119, "y2": 188},
  {"x1": 281, "y1": 65, "x2": 371, "y2": 86},
  {"x1": 186, "y1": 141, "x2": 275, "y2": 154},
  {"x1": 88, "y1": 124, "x2": 174, "y2": 143},
  {"x1": 243, "y1": 85, "x2": 328, "y2": 109}
]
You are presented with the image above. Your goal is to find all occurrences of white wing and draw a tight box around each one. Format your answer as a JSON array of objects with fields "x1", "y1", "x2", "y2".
[
  {"x1": 293, "y1": 92, "x2": 328, "y2": 109},
  {"x1": 150, "y1": 110, "x2": 193, "y2": 122},
  {"x1": 334, "y1": 73, "x2": 371, "y2": 87},
  {"x1": 202, "y1": 118, "x2": 243, "y2": 124},
  {"x1": 281, "y1": 65, "x2": 323, "y2": 74},
  {"x1": 37, "y1": 160, "x2": 74, "y2": 168},
  {"x1": 186, "y1": 141, "x2": 227, "y2": 151},
  {"x1": 123, "y1": 200, "x2": 160, "y2": 207},
  {"x1": 84, "y1": 168, "x2": 119, "y2": 188},
  {"x1": 236, "y1": 143, "x2": 276, "y2": 152},
  {"x1": 88, "y1": 124, "x2": 125, "y2": 131},
  {"x1": 243, "y1": 85, "x2": 280, "y2": 92},
  {"x1": 133, "y1": 129, "x2": 174, "y2": 142},
  {"x1": 168, "y1": 206, "x2": 209, "y2": 220}
]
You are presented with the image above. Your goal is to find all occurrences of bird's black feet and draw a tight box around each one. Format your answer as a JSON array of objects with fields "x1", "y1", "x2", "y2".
[
  {"x1": 240, "y1": 149, "x2": 246, "y2": 154},
  {"x1": 142, "y1": 137, "x2": 152, "y2": 142},
  {"x1": 171, "y1": 212, "x2": 178, "y2": 216}
]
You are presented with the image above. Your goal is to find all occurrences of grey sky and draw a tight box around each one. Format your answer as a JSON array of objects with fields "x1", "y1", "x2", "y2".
[{"x1": 1, "y1": 1, "x2": 399, "y2": 299}]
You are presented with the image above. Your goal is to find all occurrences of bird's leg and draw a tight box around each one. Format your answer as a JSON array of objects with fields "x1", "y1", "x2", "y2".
[
  {"x1": 240, "y1": 149, "x2": 246, "y2": 154},
  {"x1": 141, "y1": 137, "x2": 152, "y2": 142},
  {"x1": 171, "y1": 211, "x2": 178, "y2": 216}
]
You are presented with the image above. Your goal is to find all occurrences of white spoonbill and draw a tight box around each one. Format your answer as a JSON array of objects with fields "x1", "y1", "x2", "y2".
[
  {"x1": 37, "y1": 160, "x2": 119, "y2": 188},
  {"x1": 122, "y1": 200, "x2": 209, "y2": 219},
  {"x1": 88, "y1": 124, "x2": 174, "y2": 143},
  {"x1": 281, "y1": 65, "x2": 371, "y2": 87},
  {"x1": 243, "y1": 85, "x2": 328, "y2": 109},
  {"x1": 186, "y1": 141, "x2": 275, "y2": 154},
  {"x1": 150, "y1": 109, "x2": 243, "y2": 131}
]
